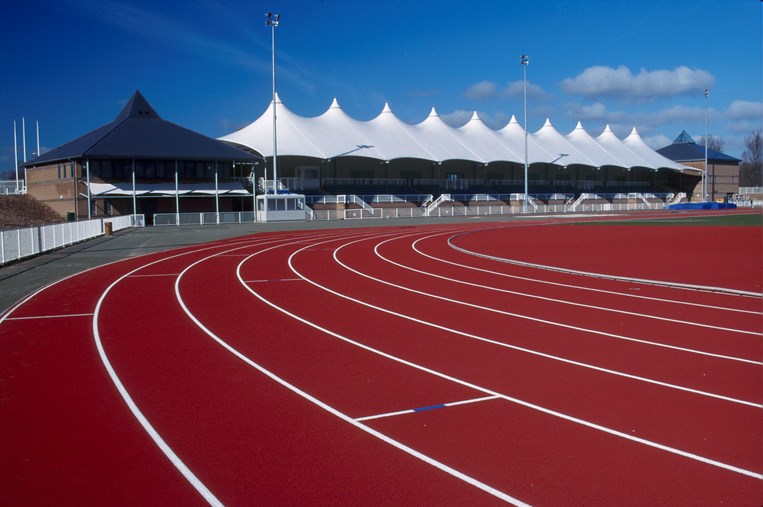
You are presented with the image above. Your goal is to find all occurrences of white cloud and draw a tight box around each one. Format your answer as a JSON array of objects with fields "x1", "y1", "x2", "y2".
[
  {"x1": 464, "y1": 81, "x2": 498, "y2": 100},
  {"x1": 561, "y1": 65, "x2": 715, "y2": 100},
  {"x1": 643, "y1": 105, "x2": 705, "y2": 125},
  {"x1": 566, "y1": 102, "x2": 627, "y2": 124},
  {"x1": 725, "y1": 100, "x2": 763, "y2": 120},
  {"x1": 642, "y1": 134, "x2": 673, "y2": 150},
  {"x1": 441, "y1": 109, "x2": 511, "y2": 129},
  {"x1": 568, "y1": 101, "x2": 710, "y2": 129},
  {"x1": 481, "y1": 111, "x2": 511, "y2": 130},
  {"x1": 464, "y1": 80, "x2": 547, "y2": 101},
  {"x1": 440, "y1": 109, "x2": 473, "y2": 127}
]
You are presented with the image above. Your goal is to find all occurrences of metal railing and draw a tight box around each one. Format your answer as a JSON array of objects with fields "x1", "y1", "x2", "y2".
[
  {"x1": 0, "y1": 214, "x2": 144, "y2": 265},
  {"x1": 154, "y1": 212, "x2": 256, "y2": 226},
  {"x1": 0, "y1": 180, "x2": 26, "y2": 195}
]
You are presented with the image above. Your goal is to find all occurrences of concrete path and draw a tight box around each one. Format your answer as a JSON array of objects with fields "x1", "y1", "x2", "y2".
[{"x1": 0, "y1": 216, "x2": 507, "y2": 314}]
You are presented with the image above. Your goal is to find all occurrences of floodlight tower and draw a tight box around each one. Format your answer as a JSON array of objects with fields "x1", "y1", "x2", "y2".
[
  {"x1": 520, "y1": 54, "x2": 529, "y2": 213},
  {"x1": 704, "y1": 89, "x2": 709, "y2": 202},
  {"x1": 266, "y1": 11, "x2": 280, "y2": 222}
]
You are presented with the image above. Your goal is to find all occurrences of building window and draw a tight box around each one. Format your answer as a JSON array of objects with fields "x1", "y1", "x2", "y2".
[
  {"x1": 100, "y1": 160, "x2": 113, "y2": 178},
  {"x1": 144, "y1": 161, "x2": 155, "y2": 179}
]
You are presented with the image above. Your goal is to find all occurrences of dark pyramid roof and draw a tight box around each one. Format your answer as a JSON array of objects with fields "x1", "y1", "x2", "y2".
[
  {"x1": 113, "y1": 89, "x2": 162, "y2": 122},
  {"x1": 25, "y1": 90, "x2": 258, "y2": 166},
  {"x1": 673, "y1": 130, "x2": 695, "y2": 144},
  {"x1": 657, "y1": 131, "x2": 740, "y2": 164}
]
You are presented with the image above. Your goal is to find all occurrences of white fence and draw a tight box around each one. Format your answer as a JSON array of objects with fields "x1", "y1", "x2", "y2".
[
  {"x1": 737, "y1": 187, "x2": 763, "y2": 207},
  {"x1": 308, "y1": 200, "x2": 673, "y2": 221},
  {"x1": 154, "y1": 212, "x2": 257, "y2": 226},
  {"x1": 0, "y1": 180, "x2": 25, "y2": 195},
  {"x1": 0, "y1": 214, "x2": 144, "y2": 266}
]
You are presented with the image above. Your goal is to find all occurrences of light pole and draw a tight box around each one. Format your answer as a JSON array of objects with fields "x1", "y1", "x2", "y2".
[
  {"x1": 703, "y1": 89, "x2": 709, "y2": 202},
  {"x1": 266, "y1": 12, "x2": 280, "y2": 222},
  {"x1": 521, "y1": 54, "x2": 529, "y2": 213},
  {"x1": 13, "y1": 121, "x2": 19, "y2": 193}
]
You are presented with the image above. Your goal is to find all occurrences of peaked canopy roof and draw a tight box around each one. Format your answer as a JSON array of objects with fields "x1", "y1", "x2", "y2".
[
  {"x1": 220, "y1": 95, "x2": 689, "y2": 171},
  {"x1": 26, "y1": 90, "x2": 258, "y2": 167}
]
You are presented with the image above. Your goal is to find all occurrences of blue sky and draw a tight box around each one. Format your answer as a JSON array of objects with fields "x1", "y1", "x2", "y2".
[{"x1": 1, "y1": 0, "x2": 761, "y2": 175}]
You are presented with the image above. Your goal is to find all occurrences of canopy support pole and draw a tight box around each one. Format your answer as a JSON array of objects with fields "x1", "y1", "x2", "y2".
[
  {"x1": 253, "y1": 164, "x2": 257, "y2": 223},
  {"x1": 132, "y1": 159, "x2": 137, "y2": 218},
  {"x1": 214, "y1": 161, "x2": 220, "y2": 224},
  {"x1": 86, "y1": 159, "x2": 91, "y2": 220},
  {"x1": 175, "y1": 160, "x2": 180, "y2": 226}
]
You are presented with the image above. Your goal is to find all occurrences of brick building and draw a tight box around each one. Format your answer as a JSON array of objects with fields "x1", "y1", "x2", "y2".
[
  {"x1": 657, "y1": 131, "x2": 740, "y2": 202},
  {"x1": 23, "y1": 91, "x2": 258, "y2": 223}
]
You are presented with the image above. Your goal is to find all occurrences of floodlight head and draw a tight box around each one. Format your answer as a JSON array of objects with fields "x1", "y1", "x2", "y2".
[
  {"x1": 265, "y1": 12, "x2": 280, "y2": 26},
  {"x1": 520, "y1": 54, "x2": 529, "y2": 65}
]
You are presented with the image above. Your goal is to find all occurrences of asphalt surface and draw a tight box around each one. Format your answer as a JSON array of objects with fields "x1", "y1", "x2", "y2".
[{"x1": 0, "y1": 215, "x2": 510, "y2": 315}]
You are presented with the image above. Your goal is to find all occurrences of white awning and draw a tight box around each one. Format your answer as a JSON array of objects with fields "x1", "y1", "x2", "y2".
[
  {"x1": 88, "y1": 181, "x2": 248, "y2": 196},
  {"x1": 220, "y1": 95, "x2": 690, "y2": 172}
]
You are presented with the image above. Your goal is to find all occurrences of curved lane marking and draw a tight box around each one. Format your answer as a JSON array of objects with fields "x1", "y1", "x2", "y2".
[
  {"x1": 171, "y1": 232, "x2": 529, "y2": 506},
  {"x1": 369, "y1": 233, "x2": 762, "y2": 352},
  {"x1": 326, "y1": 234, "x2": 762, "y2": 402},
  {"x1": 415, "y1": 229, "x2": 760, "y2": 316},
  {"x1": 91, "y1": 241, "x2": 254, "y2": 507},
  {"x1": 268, "y1": 232, "x2": 762, "y2": 480},
  {"x1": 447, "y1": 230, "x2": 763, "y2": 298}
]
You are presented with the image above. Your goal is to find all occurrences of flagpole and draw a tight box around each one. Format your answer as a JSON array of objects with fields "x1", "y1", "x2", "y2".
[
  {"x1": 22, "y1": 117, "x2": 27, "y2": 193},
  {"x1": 13, "y1": 121, "x2": 19, "y2": 193}
]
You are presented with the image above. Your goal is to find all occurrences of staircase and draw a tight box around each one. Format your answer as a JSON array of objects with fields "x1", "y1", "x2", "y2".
[{"x1": 425, "y1": 194, "x2": 452, "y2": 216}]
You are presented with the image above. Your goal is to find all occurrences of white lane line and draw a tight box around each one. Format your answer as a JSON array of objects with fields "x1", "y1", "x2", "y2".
[
  {"x1": 333, "y1": 238, "x2": 763, "y2": 399},
  {"x1": 447, "y1": 231, "x2": 763, "y2": 298},
  {"x1": 171, "y1": 239, "x2": 529, "y2": 506},
  {"x1": 305, "y1": 234, "x2": 762, "y2": 405},
  {"x1": 88, "y1": 233, "x2": 318, "y2": 504},
  {"x1": 354, "y1": 408, "x2": 416, "y2": 422},
  {"x1": 447, "y1": 394, "x2": 502, "y2": 407},
  {"x1": 355, "y1": 395, "x2": 501, "y2": 422},
  {"x1": 348, "y1": 234, "x2": 761, "y2": 365},
  {"x1": 128, "y1": 273, "x2": 182, "y2": 278},
  {"x1": 4, "y1": 312, "x2": 94, "y2": 321},
  {"x1": 414, "y1": 228, "x2": 760, "y2": 316},
  {"x1": 245, "y1": 278, "x2": 305, "y2": 283},
  {"x1": 241, "y1": 234, "x2": 762, "y2": 481},
  {"x1": 371, "y1": 235, "x2": 762, "y2": 337},
  {"x1": 92, "y1": 243, "x2": 247, "y2": 507}
]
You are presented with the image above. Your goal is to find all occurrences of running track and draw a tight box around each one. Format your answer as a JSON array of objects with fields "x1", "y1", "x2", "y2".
[{"x1": 2, "y1": 216, "x2": 762, "y2": 505}]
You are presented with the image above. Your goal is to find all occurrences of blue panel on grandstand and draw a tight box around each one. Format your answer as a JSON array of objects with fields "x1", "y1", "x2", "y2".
[{"x1": 668, "y1": 202, "x2": 737, "y2": 210}]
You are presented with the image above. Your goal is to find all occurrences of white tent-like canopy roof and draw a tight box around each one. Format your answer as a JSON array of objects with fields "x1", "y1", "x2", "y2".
[
  {"x1": 220, "y1": 96, "x2": 688, "y2": 171},
  {"x1": 409, "y1": 108, "x2": 482, "y2": 162}
]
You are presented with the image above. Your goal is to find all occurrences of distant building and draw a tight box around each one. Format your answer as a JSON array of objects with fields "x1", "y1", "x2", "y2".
[
  {"x1": 23, "y1": 91, "x2": 258, "y2": 223},
  {"x1": 657, "y1": 131, "x2": 740, "y2": 202}
]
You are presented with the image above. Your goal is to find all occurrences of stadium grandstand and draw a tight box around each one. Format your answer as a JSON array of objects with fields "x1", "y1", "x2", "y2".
[
  {"x1": 16, "y1": 91, "x2": 715, "y2": 225},
  {"x1": 219, "y1": 94, "x2": 703, "y2": 216}
]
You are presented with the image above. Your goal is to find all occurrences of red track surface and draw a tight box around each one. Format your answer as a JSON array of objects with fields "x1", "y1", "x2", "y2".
[{"x1": 2, "y1": 216, "x2": 762, "y2": 505}]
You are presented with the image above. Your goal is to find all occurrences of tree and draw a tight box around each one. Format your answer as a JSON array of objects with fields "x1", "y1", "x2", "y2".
[
  {"x1": 696, "y1": 135, "x2": 726, "y2": 153},
  {"x1": 739, "y1": 130, "x2": 762, "y2": 187}
]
